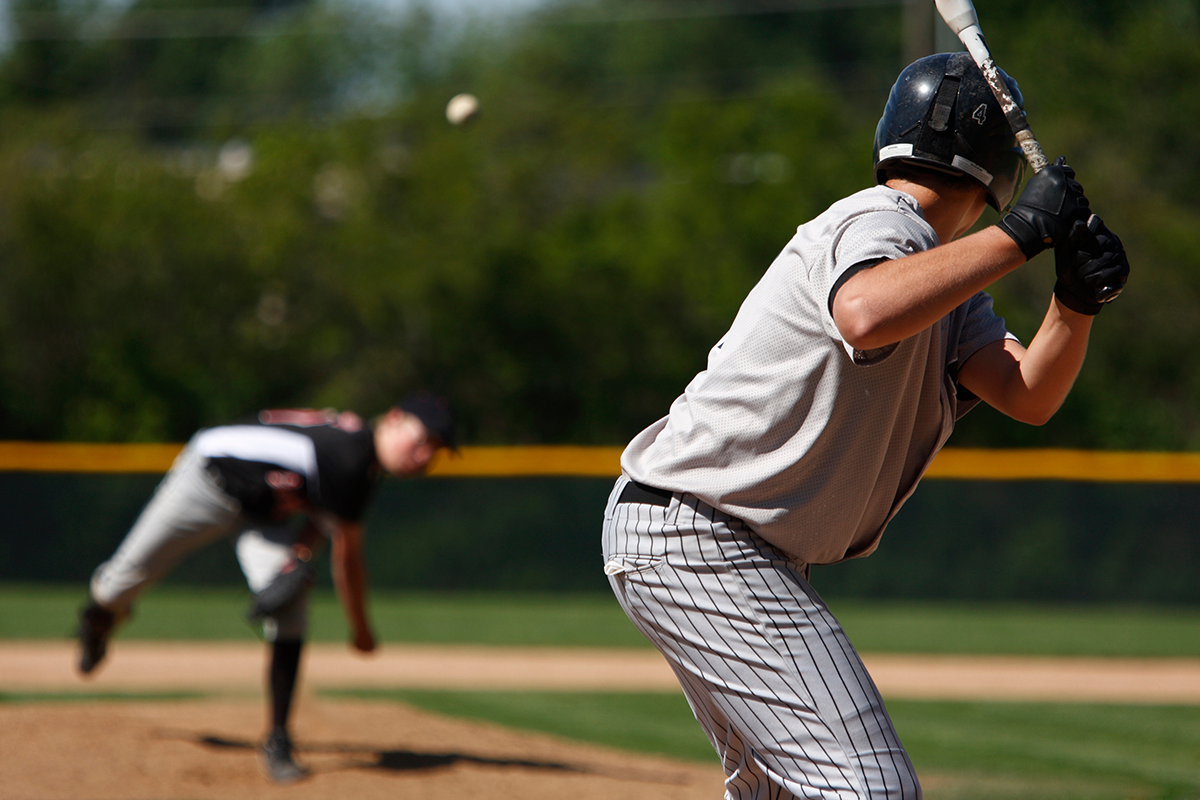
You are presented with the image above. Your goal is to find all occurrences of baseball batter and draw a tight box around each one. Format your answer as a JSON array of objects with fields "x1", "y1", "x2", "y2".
[
  {"x1": 602, "y1": 53, "x2": 1129, "y2": 799},
  {"x1": 76, "y1": 393, "x2": 455, "y2": 784}
]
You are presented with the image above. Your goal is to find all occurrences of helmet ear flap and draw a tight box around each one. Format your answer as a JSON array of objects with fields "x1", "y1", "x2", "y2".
[
  {"x1": 989, "y1": 148, "x2": 1026, "y2": 211},
  {"x1": 954, "y1": 132, "x2": 974, "y2": 157}
]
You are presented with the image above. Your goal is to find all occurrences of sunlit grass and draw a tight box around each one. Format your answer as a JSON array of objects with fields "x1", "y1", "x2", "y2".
[
  {"x1": 4, "y1": 583, "x2": 1199, "y2": 657},
  {"x1": 327, "y1": 689, "x2": 1200, "y2": 800}
]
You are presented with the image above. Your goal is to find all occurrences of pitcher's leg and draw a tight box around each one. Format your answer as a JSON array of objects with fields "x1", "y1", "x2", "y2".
[
  {"x1": 236, "y1": 523, "x2": 309, "y2": 642},
  {"x1": 90, "y1": 445, "x2": 240, "y2": 617},
  {"x1": 81, "y1": 445, "x2": 240, "y2": 675},
  {"x1": 238, "y1": 522, "x2": 311, "y2": 784}
]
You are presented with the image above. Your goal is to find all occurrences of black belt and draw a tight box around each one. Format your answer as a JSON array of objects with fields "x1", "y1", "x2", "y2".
[{"x1": 618, "y1": 480, "x2": 673, "y2": 507}]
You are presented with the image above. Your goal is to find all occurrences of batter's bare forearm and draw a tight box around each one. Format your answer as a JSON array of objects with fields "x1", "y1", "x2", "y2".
[
  {"x1": 1015, "y1": 297, "x2": 1094, "y2": 418},
  {"x1": 961, "y1": 298, "x2": 1092, "y2": 425}
]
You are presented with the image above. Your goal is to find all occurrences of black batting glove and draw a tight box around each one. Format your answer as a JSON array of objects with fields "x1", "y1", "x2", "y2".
[
  {"x1": 998, "y1": 157, "x2": 1091, "y2": 259},
  {"x1": 1053, "y1": 214, "x2": 1130, "y2": 316}
]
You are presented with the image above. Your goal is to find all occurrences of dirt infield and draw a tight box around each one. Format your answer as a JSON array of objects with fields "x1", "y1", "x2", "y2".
[
  {"x1": 5, "y1": 641, "x2": 1200, "y2": 799},
  {"x1": 3, "y1": 697, "x2": 725, "y2": 800},
  {"x1": 9, "y1": 640, "x2": 1200, "y2": 702}
]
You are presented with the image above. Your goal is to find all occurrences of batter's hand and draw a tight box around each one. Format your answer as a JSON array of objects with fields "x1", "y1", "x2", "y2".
[
  {"x1": 1054, "y1": 214, "x2": 1129, "y2": 315},
  {"x1": 998, "y1": 158, "x2": 1091, "y2": 259}
]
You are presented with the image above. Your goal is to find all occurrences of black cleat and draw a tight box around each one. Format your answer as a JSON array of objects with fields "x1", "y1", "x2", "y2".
[
  {"x1": 259, "y1": 731, "x2": 307, "y2": 784},
  {"x1": 76, "y1": 602, "x2": 116, "y2": 676}
]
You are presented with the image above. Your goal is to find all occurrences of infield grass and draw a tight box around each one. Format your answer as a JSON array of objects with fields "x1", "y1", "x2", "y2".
[
  {"x1": 3, "y1": 582, "x2": 1199, "y2": 657},
  {"x1": 327, "y1": 689, "x2": 1200, "y2": 800}
]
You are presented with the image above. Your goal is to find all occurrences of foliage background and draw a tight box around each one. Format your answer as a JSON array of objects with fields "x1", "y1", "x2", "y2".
[{"x1": 0, "y1": 0, "x2": 1195, "y2": 450}]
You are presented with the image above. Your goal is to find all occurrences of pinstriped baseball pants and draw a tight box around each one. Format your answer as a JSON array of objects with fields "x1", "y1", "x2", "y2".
[{"x1": 602, "y1": 476, "x2": 921, "y2": 800}]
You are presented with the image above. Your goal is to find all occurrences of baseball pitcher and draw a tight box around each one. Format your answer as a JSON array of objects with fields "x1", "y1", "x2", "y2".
[{"x1": 76, "y1": 393, "x2": 455, "y2": 784}]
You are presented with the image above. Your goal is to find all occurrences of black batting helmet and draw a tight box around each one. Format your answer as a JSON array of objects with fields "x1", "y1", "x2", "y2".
[{"x1": 874, "y1": 52, "x2": 1024, "y2": 210}]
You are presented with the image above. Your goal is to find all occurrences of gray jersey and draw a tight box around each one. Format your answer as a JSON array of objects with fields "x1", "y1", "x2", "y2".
[{"x1": 621, "y1": 185, "x2": 1012, "y2": 565}]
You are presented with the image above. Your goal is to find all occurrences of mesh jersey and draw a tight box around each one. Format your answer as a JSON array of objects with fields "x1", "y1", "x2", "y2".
[
  {"x1": 621, "y1": 185, "x2": 1013, "y2": 565},
  {"x1": 196, "y1": 409, "x2": 378, "y2": 522}
]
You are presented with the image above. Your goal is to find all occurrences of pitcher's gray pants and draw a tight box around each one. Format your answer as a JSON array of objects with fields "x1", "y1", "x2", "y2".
[
  {"x1": 602, "y1": 476, "x2": 920, "y2": 800},
  {"x1": 90, "y1": 439, "x2": 307, "y2": 641}
]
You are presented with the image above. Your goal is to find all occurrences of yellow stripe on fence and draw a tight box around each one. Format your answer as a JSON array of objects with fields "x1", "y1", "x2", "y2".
[
  {"x1": 1, "y1": 442, "x2": 1200, "y2": 483},
  {"x1": 0, "y1": 442, "x2": 626, "y2": 477},
  {"x1": 0, "y1": 442, "x2": 185, "y2": 474},
  {"x1": 925, "y1": 448, "x2": 1200, "y2": 483},
  {"x1": 427, "y1": 446, "x2": 624, "y2": 477}
]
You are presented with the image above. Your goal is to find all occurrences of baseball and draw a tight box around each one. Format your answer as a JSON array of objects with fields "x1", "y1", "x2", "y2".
[{"x1": 445, "y1": 93, "x2": 479, "y2": 126}]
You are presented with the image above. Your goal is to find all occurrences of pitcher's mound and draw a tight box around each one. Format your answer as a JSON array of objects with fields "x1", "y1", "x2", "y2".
[{"x1": 1, "y1": 696, "x2": 723, "y2": 800}]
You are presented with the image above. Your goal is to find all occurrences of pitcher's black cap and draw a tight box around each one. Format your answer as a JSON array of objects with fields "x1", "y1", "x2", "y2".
[{"x1": 396, "y1": 392, "x2": 457, "y2": 450}]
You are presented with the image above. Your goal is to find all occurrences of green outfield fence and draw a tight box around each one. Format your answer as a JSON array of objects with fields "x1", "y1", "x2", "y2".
[{"x1": 3, "y1": 444, "x2": 1199, "y2": 604}]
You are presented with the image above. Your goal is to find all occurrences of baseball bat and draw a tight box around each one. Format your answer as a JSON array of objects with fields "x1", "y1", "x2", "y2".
[
  {"x1": 936, "y1": 0, "x2": 1122, "y2": 301},
  {"x1": 934, "y1": 0, "x2": 1049, "y2": 173}
]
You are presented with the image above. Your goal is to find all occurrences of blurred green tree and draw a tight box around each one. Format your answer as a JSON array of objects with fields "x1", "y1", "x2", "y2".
[{"x1": 0, "y1": 0, "x2": 1195, "y2": 450}]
